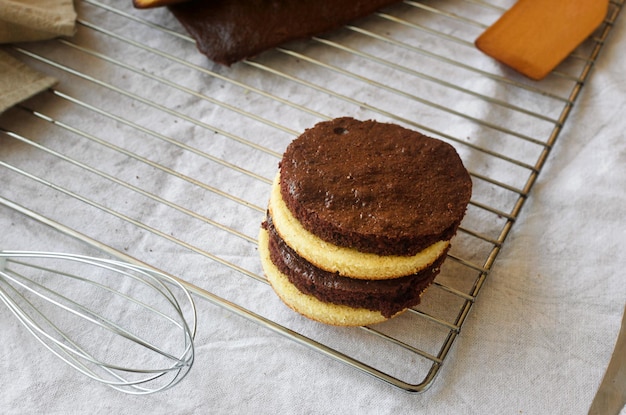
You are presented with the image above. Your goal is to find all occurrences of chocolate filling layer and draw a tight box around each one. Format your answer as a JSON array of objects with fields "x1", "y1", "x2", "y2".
[
  {"x1": 263, "y1": 216, "x2": 446, "y2": 318},
  {"x1": 279, "y1": 117, "x2": 472, "y2": 257}
]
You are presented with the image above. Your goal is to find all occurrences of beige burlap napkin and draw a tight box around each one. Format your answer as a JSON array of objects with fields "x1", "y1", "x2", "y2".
[
  {"x1": 0, "y1": 0, "x2": 76, "y2": 43},
  {"x1": 0, "y1": 49, "x2": 56, "y2": 113},
  {"x1": 0, "y1": 0, "x2": 76, "y2": 113}
]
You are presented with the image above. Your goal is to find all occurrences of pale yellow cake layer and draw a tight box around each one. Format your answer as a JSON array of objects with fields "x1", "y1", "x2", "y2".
[
  {"x1": 258, "y1": 227, "x2": 393, "y2": 326},
  {"x1": 268, "y1": 173, "x2": 450, "y2": 280}
]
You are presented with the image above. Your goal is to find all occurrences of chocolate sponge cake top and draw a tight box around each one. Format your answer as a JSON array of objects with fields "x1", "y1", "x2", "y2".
[{"x1": 279, "y1": 117, "x2": 472, "y2": 257}]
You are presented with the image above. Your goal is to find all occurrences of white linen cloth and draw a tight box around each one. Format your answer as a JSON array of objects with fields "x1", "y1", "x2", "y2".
[{"x1": 0, "y1": 3, "x2": 625, "y2": 415}]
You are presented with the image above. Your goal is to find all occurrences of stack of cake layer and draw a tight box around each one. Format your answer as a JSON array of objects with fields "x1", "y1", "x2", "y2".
[{"x1": 259, "y1": 117, "x2": 472, "y2": 326}]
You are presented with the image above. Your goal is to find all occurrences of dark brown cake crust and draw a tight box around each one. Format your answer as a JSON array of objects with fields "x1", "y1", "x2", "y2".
[
  {"x1": 169, "y1": 0, "x2": 402, "y2": 66},
  {"x1": 263, "y1": 216, "x2": 445, "y2": 318},
  {"x1": 279, "y1": 117, "x2": 472, "y2": 257}
]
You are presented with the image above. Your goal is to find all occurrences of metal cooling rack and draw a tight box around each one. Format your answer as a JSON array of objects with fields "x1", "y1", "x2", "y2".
[{"x1": 0, "y1": 0, "x2": 623, "y2": 392}]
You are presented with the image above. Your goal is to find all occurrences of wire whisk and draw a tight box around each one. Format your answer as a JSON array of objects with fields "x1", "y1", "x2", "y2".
[{"x1": 0, "y1": 250, "x2": 196, "y2": 395}]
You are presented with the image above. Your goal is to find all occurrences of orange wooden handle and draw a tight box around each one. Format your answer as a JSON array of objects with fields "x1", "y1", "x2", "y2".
[
  {"x1": 133, "y1": 0, "x2": 189, "y2": 9},
  {"x1": 475, "y1": 0, "x2": 609, "y2": 80}
]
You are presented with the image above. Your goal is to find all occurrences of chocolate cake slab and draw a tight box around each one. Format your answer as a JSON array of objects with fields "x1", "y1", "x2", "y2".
[{"x1": 169, "y1": 0, "x2": 402, "y2": 65}]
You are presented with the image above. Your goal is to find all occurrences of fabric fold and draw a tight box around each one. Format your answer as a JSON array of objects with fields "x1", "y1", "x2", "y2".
[
  {"x1": 0, "y1": 49, "x2": 56, "y2": 113},
  {"x1": 0, "y1": 0, "x2": 76, "y2": 43},
  {"x1": 0, "y1": 0, "x2": 77, "y2": 112}
]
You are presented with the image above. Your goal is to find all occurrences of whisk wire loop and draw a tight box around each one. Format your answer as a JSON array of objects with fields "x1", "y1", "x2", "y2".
[
  {"x1": 2, "y1": 260, "x2": 191, "y2": 372},
  {"x1": 0, "y1": 250, "x2": 197, "y2": 394}
]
